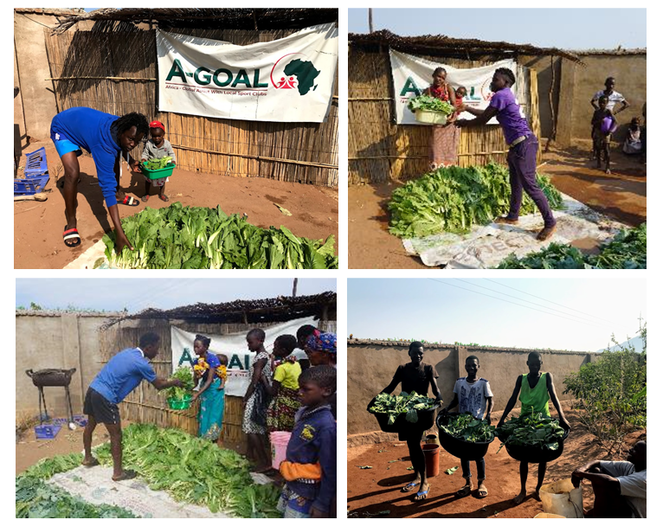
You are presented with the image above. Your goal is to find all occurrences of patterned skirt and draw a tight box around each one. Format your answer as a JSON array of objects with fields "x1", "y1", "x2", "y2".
[
  {"x1": 429, "y1": 124, "x2": 460, "y2": 167},
  {"x1": 267, "y1": 386, "x2": 301, "y2": 433}
]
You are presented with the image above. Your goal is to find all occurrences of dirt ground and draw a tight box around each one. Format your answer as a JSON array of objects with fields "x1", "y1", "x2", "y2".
[
  {"x1": 348, "y1": 143, "x2": 646, "y2": 269},
  {"x1": 347, "y1": 408, "x2": 645, "y2": 518},
  {"x1": 14, "y1": 142, "x2": 338, "y2": 269}
]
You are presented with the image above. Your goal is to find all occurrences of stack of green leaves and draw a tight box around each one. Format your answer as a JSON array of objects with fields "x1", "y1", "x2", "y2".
[
  {"x1": 496, "y1": 413, "x2": 566, "y2": 452},
  {"x1": 587, "y1": 223, "x2": 646, "y2": 269},
  {"x1": 369, "y1": 391, "x2": 440, "y2": 425},
  {"x1": 93, "y1": 423, "x2": 280, "y2": 518},
  {"x1": 166, "y1": 366, "x2": 195, "y2": 402},
  {"x1": 407, "y1": 94, "x2": 455, "y2": 116},
  {"x1": 496, "y1": 223, "x2": 646, "y2": 269},
  {"x1": 143, "y1": 156, "x2": 173, "y2": 170},
  {"x1": 388, "y1": 163, "x2": 563, "y2": 238},
  {"x1": 440, "y1": 413, "x2": 495, "y2": 443},
  {"x1": 101, "y1": 203, "x2": 338, "y2": 269},
  {"x1": 16, "y1": 453, "x2": 138, "y2": 518}
]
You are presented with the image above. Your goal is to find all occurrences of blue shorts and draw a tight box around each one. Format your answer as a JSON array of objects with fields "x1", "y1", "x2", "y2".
[{"x1": 51, "y1": 129, "x2": 82, "y2": 157}]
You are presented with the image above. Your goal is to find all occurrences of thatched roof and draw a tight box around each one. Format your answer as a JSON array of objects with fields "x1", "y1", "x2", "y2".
[
  {"x1": 104, "y1": 291, "x2": 337, "y2": 326},
  {"x1": 52, "y1": 8, "x2": 338, "y2": 34},
  {"x1": 348, "y1": 30, "x2": 583, "y2": 63}
]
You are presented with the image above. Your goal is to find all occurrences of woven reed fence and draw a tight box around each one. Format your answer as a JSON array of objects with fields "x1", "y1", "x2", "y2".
[
  {"x1": 43, "y1": 27, "x2": 338, "y2": 187},
  {"x1": 99, "y1": 316, "x2": 335, "y2": 451},
  {"x1": 348, "y1": 46, "x2": 541, "y2": 184}
]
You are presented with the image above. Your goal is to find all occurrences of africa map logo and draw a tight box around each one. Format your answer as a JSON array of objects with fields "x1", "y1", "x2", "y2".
[{"x1": 271, "y1": 53, "x2": 321, "y2": 96}]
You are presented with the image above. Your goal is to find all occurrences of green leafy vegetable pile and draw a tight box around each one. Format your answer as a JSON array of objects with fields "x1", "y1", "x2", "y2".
[
  {"x1": 408, "y1": 94, "x2": 455, "y2": 116},
  {"x1": 496, "y1": 223, "x2": 646, "y2": 269},
  {"x1": 17, "y1": 454, "x2": 138, "y2": 518},
  {"x1": 166, "y1": 366, "x2": 195, "y2": 402},
  {"x1": 389, "y1": 163, "x2": 563, "y2": 238},
  {"x1": 369, "y1": 391, "x2": 440, "y2": 425},
  {"x1": 440, "y1": 413, "x2": 495, "y2": 443},
  {"x1": 102, "y1": 203, "x2": 338, "y2": 269},
  {"x1": 143, "y1": 156, "x2": 173, "y2": 170},
  {"x1": 94, "y1": 423, "x2": 280, "y2": 517},
  {"x1": 496, "y1": 413, "x2": 566, "y2": 452}
]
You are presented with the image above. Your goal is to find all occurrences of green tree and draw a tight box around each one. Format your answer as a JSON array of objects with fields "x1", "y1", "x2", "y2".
[{"x1": 563, "y1": 323, "x2": 646, "y2": 456}]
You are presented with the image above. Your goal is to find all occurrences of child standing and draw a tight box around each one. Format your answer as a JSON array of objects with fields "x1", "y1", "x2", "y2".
[
  {"x1": 265, "y1": 334, "x2": 302, "y2": 433},
  {"x1": 497, "y1": 352, "x2": 570, "y2": 505},
  {"x1": 278, "y1": 366, "x2": 336, "y2": 518},
  {"x1": 141, "y1": 120, "x2": 175, "y2": 202},
  {"x1": 440, "y1": 355, "x2": 494, "y2": 499},
  {"x1": 591, "y1": 96, "x2": 617, "y2": 174}
]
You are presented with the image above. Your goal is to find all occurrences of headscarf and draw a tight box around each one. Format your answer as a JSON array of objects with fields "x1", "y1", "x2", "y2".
[{"x1": 306, "y1": 330, "x2": 337, "y2": 353}]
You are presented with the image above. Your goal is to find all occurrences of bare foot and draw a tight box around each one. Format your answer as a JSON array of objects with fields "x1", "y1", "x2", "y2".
[
  {"x1": 513, "y1": 492, "x2": 527, "y2": 505},
  {"x1": 81, "y1": 457, "x2": 99, "y2": 467}
]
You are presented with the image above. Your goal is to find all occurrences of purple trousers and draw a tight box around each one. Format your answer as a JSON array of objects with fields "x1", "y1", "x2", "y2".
[{"x1": 506, "y1": 136, "x2": 556, "y2": 228}]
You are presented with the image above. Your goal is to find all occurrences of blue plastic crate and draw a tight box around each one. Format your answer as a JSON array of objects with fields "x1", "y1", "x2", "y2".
[
  {"x1": 14, "y1": 175, "x2": 49, "y2": 196},
  {"x1": 24, "y1": 147, "x2": 48, "y2": 177},
  {"x1": 35, "y1": 424, "x2": 62, "y2": 439}
]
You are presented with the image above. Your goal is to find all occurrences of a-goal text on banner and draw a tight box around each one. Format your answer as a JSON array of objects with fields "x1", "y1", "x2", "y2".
[
  {"x1": 390, "y1": 50, "x2": 519, "y2": 125},
  {"x1": 156, "y1": 23, "x2": 338, "y2": 123},
  {"x1": 170, "y1": 317, "x2": 318, "y2": 397}
]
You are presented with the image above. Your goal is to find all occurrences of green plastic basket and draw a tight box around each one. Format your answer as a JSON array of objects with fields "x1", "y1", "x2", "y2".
[
  {"x1": 141, "y1": 161, "x2": 175, "y2": 180},
  {"x1": 167, "y1": 395, "x2": 192, "y2": 410}
]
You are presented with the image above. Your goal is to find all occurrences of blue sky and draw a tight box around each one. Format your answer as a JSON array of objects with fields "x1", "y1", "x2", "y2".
[
  {"x1": 348, "y1": 9, "x2": 647, "y2": 50},
  {"x1": 348, "y1": 278, "x2": 646, "y2": 352},
  {"x1": 16, "y1": 278, "x2": 336, "y2": 313}
]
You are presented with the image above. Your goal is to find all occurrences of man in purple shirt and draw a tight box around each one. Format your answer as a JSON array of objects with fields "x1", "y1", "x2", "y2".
[
  {"x1": 455, "y1": 68, "x2": 556, "y2": 241},
  {"x1": 81, "y1": 332, "x2": 184, "y2": 481}
]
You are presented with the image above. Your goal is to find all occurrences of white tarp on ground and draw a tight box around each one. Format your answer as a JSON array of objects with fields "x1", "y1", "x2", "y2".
[
  {"x1": 402, "y1": 193, "x2": 627, "y2": 269},
  {"x1": 156, "y1": 23, "x2": 338, "y2": 123},
  {"x1": 170, "y1": 318, "x2": 317, "y2": 397},
  {"x1": 48, "y1": 465, "x2": 224, "y2": 518}
]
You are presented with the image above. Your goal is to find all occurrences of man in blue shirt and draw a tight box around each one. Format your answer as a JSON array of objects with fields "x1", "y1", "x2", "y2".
[
  {"x1": 50, "y1": 107, "x2": 149, "y2": 253},
  {"x1": 81, "y1": 332, "x2": 184, "y2": 481}
]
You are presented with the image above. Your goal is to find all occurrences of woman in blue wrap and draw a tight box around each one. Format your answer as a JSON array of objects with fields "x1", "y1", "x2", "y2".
[{"x1": 192, "y1": 334, "x2": 227, "y2": 441}]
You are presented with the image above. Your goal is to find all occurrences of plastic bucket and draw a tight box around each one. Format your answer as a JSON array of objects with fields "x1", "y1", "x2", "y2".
[
  {"x1": 539, "y1": 479, "x2": 583, "y2": 518},
  {"x1": 422, "y1": 443, "x2": 440, "y2": 478},
  {"x1": 270, "y1": 431, "x2": 292, "y2": 470}
]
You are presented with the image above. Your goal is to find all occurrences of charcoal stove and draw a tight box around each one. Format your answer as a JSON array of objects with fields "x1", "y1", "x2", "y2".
[{"x1": 26, "y1": 368, "x2": 76, "y2": 425}]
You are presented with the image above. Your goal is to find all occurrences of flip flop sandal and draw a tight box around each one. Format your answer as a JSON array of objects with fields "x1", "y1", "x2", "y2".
[
  {"x1": 112, "y1": 469, "x2": 137, "y2": 481},
  {"x1": 63, "y1": 226, "x2": 81, "y2": 248},
  {"x1": 401, "y1": 481, "x2": 419, "y2": 493},
  {"x1": 159, "y1": 193, "x2": 169, "y2": 202},
  {"x1": 478, "y1": 484, "x2": 488, "y2": 498},
  {"x1": 82, "y1": 457, "x2": 99, "y2": 467},
  {"x1": 141, "y1": 195, "x2": 150, "y2": 202},
  {"x1": 117, "y1": 195, "x2": 140, "y2": 206},
  {"x1": 414, "y1": 485, "x2": 430, "y2": 501},
  {"x1": 456, "y1": 484, "x2": 472, "y2": 498}
]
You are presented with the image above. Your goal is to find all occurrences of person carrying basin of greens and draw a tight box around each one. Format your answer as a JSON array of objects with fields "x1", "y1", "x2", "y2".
[
  {"x1": 497, "y1": 351, "x2": 570, "y2": 505},
  {"x1": 263, "y1": 334, "x2": 302, "y2": 433},
  {"x1": 277, "y1": 365, "x2": 337, "y2": 518},
  {"x1": 571, "y1": 440, "x2": 646, "y2": 518},
  {"x1": 455, "y1": 67, "x2": 557, "y2": 241},
  {"x1": 141, "y1": 120, "x2": 176, "y2": 203},
  {"x1": 440, "y1": 355, "x2": 494, "y2": 499},
  {"x1": 243, "y1": 328, "x2": 273, "y2": 473},
  {"x1": 379, "y1": 341, "x2": 443, "y2": 501},
  {"x1": 191, "y1": 334, "x2": 227, "y2": 442},
  {"x1": 81, "y1": 332, "x2": 185, "y2": 481},
  {"x1": 50, "y1": 107, "x2": 148, "y2": 251},
  {"x1": 422, "y1": 67, "x2": 460, "y2": 169}
]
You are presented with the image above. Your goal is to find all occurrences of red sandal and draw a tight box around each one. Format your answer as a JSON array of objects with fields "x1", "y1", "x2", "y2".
[{"x1": 63, "y1": 226, "x2": 81, "y2": 248}]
